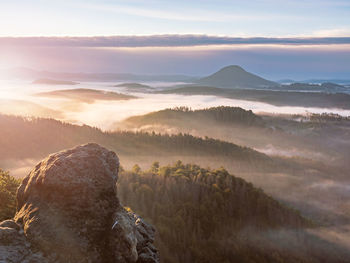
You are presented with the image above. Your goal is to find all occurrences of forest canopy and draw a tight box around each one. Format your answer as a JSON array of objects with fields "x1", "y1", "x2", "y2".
[{"x1": 116, "y1": 161, "x2": 321, "y2": 263}]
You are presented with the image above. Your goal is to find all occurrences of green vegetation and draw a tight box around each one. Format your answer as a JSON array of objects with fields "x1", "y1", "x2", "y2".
[
  {"x1": 118, "y1": 162, "x2": 314, "y2": 263},
  {"x1": 0, "y1": 169, "x2": 20, "y2": 221}
]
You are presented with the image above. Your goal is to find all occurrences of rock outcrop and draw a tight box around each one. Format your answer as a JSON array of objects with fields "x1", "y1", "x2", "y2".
[{"x1": 0, "y1": 143, "x2": 159, "y2": 263}]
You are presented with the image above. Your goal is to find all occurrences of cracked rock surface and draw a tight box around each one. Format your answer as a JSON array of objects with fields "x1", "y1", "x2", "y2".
[{"x1": 0, "y1": 143, "x2": 159, "y2": 263}]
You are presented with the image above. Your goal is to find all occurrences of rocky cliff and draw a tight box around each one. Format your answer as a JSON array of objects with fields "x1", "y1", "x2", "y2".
[{"x1": 0, "y1": 143, "x2": 159, "y2": 263}]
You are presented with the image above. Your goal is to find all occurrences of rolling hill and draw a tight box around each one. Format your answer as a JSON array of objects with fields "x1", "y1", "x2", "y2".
[
  {"x1": 114, "y1": 82, "x2": 153, "y2": 89},
  {"x1": 122, "y1": 106, "x2": 265, "y2": 128},
  {"x1": 118, "y1": 106, "x2": 350, "y2": 165},
  {"x1": 0, "y1": 114, "x2": 270, "y2": 165},
  {"x1": 114, "y1": 82, "x2": 154, "y2": 92},
  {"x1": 159, "y1": 85, "x2": 350, "y2": 109}
]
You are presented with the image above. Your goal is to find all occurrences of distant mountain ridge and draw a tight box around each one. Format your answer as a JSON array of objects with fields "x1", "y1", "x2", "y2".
[
  {"x1": 160, "y1": 85, "x2": 350, "y2": 109},
  {"x1": 196, "y1": 65, "x2": 277, "y2": 88},
  {"x1": 278, "y1": 79, "x2": 350, "y2": 85},
  {"x1": 3, "y1": 66, "x2": 350, "y2": 86},
  {"x1": 32, "y1": 78, "x2": 79, "y2": 85},
  {"x1": 2, "y1": 67, "x2": 196, "y2": 82},
  {"x1": 114, "y1": 83, "x2": 152, "y2": 89},
  {"x1": 114, "y1": 83, "x2": 154, "y2": 92},
  {"x1": 35, "y1": 88, "x2": 136, "y2": 103}
]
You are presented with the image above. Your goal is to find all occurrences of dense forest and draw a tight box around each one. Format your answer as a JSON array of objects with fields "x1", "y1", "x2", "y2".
[
  {"x1": 118, "y1": 162, "x2": 349, "y2": 263},
  {"x1": 123, "y1": 106, "x2": 265, "y2": 127},
  {"x1": 120, "y1": 107, "x2": 350, "y2": 170},
  {"x1": 0, "y1": 114, "x2": 270, "y2": 163}
]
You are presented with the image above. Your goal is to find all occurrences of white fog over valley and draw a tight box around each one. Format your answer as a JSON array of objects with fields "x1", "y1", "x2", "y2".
[{"x1": 1, "y1": 79, "x2": 349, "y2": 130}]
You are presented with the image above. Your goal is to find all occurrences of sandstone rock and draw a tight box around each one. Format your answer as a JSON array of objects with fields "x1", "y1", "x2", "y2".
[
  {"x1": 0, "y1": 219, "x2": 48, "y2": 263},
  {"x1": 112, "y1": 207, "x2": 158, "y2": 263},
  {"x1": 0, "y1": 143, "x2": 159, "y2": 263}
]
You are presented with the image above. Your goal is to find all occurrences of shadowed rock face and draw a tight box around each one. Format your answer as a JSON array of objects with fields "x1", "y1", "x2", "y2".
[{"x1": 0, "y1": 143, "x2": 159, "y2": 263}]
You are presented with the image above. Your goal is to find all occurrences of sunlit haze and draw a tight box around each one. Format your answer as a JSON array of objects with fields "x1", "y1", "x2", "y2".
[{"x1": 1, "y1": 1, "x2": 350, "y2": 262}]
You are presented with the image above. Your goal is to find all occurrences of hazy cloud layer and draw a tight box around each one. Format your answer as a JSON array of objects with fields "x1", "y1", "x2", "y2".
[
  {"x1": 1, "y1": 35, "x2": 350, "y2": 47},
  {"x1": 1, "y1": 35, "x2": 350, "y2": 79}
]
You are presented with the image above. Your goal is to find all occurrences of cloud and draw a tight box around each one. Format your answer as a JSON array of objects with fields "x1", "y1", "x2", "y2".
[
  {"x1": 78, "y1": 2, "x2": 296, "y2": 23},
  {"x1": 81, "y1": 3, "x2": 260, "y2": 23},
  {"x1": 312, "y1": 28, "x2": 350, "y2": 37},
  {"x1": 1, "y1": 35, "x2": 350, "y2": 48}
]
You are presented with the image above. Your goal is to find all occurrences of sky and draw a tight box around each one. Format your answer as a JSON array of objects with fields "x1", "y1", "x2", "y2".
[
  {"x1": 0, "y1": 0, "x2": 349, "y2": 79},
  {"x1": 1, "y1": 0, "x2": 350, "y2": 37}
]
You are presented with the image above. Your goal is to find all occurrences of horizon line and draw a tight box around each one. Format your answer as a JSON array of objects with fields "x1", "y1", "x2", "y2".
[{"x1": 1, "y1": 35, "x2": 350, "y2": 47}]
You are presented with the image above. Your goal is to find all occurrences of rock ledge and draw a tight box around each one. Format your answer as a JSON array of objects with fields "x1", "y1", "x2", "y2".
[{"x1": 0, "y1": 143, "x2": 159, "y2": 263}]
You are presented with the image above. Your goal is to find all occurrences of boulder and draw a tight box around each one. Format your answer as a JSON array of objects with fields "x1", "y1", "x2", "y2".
[
  {"x1": 0, "y1": 143, "x2": 159, "y2": 263},
  {"x1": 0, "y1": 219, "x2": 47, "y2": 262}
]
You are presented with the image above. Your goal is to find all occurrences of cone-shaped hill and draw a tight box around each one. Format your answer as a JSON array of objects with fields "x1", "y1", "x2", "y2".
[{"x1": 196, "y1": 65, "x2": 277, "y2": 88}]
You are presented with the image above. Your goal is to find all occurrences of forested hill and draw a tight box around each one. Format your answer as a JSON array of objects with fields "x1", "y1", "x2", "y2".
[
  {"x1": 123, "y1": 106, "x2": 265, "y2": 127},
  {"x1": 159, "y1": 85, "x2": 350, "y2": 109},
  {"x1": 117, "y1": 162, "x2": 349, "y2": 263},
  {"x1": 0, "y1": 114, "x2": 269, "y2": 163}
]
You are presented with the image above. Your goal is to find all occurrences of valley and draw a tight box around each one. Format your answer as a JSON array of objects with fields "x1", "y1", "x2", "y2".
[{"x1": 1, "y1": 65, "x2": 350, "y2": 262}]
